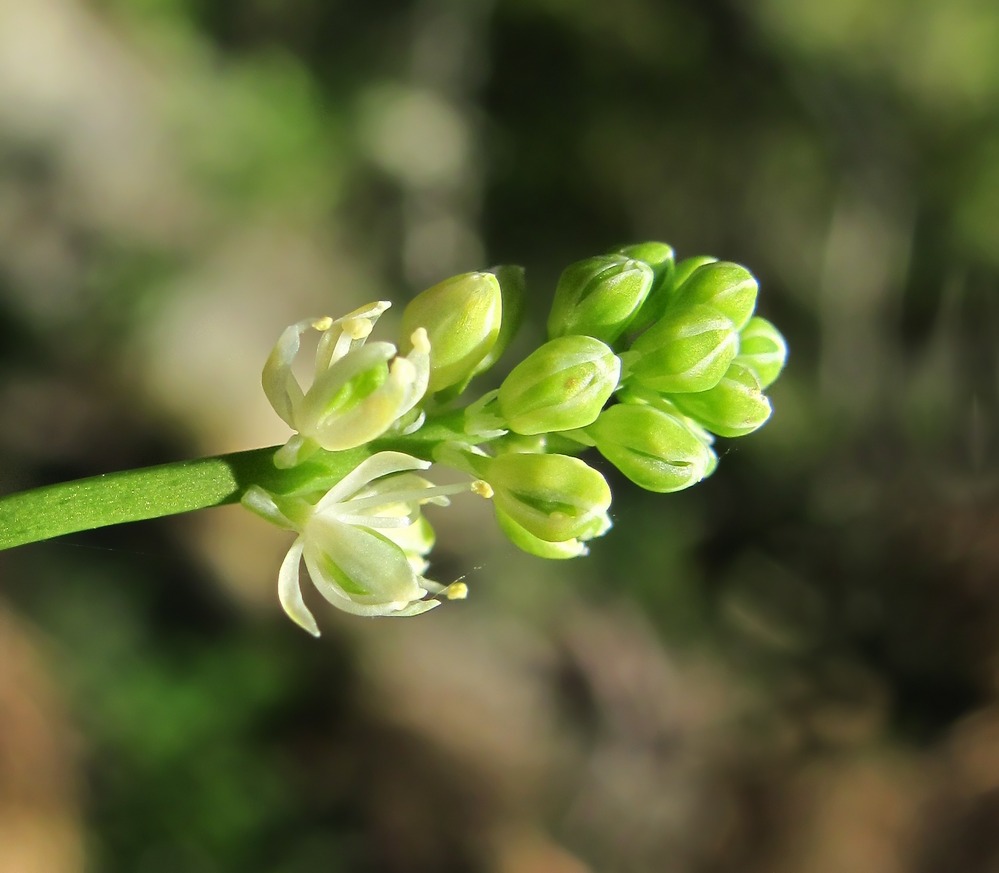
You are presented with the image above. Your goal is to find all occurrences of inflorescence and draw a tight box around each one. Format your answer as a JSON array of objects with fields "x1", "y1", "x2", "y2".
[{"x1": 243, "y1": 243, "x2": 787, "y2": 634}]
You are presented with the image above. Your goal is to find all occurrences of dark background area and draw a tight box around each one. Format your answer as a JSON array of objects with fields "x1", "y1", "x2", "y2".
[{"x1": 1, "y1": 1, "x2": 998, "y2": 871}]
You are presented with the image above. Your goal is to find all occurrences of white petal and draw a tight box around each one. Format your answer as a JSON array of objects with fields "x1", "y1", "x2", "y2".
[
  {"x1": 309, "y1": 588, "x2": 439, "y2": 617},
  {"x1": 303, "y1": 517, "x2": 424, "y2": 604},
  {"x1": 314, "y1": 452, "x2": 430, "y2": 512},
  {"x1": 313, "y1": 372, "x2": 409, "y2": 451},
  {"x1": 397, "y1": 408, "x2": 426, "y2": 436},
  {"x1": 313, "y1": 335, "x2": 431, "y2": 451},
  {"x1": 380, "y1": 515, "x2": 435, "y2": 572},
  {"x1": 396, "y1": 328, "x2": 431, "y2": 416},
  {"x1": 383, "y1": 599, "x2": 441, "y2": 617},
  {"x1": 353, "y1": 471, "x2": 436, "y2": 499},
  {"x1": 299, "y1": 342, "x2": 397, "y2": 432},
  {"x1": 303, "y1": 571, "x2": 416, "y2": 616},
  {"x1": 333, "y1": 511, "x2": 415, "y2": 529},
  {"x1": 342, "y1": 300, "x2": 393, "y2": 323},
  {"x1": 345, "y1": 485, "x2": 457, "y2": 514},
  {"x1": 315, "y1": 300, "x2": 393, "y2": 370},
  {"x1": 262, "y1": 320, "x2": 313, "y2": 427},
  {"x1": 277, "y1": 538, "x2": 320, "y2": 637}
]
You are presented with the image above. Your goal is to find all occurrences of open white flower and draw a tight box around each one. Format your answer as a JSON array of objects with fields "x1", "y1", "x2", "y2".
[
  {"x1": 263, "y1": 302, "x2": 431, "y2": 468},
  {"x1": 242, "y1": 451, "x2": 476, "y2": 636}
]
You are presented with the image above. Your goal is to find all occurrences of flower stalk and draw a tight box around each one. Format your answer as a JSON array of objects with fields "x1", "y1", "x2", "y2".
[{"x1": 0, "y1": 446, "x2": 354, "y2": 551}]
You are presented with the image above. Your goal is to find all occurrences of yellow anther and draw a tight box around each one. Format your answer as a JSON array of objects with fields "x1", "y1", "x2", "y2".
[
  {"x1": 342, "y1": 316, "x2": 374, "y2": 341},
  {"x1": 471, "y1": 480, "x2": 493, "y2": 499},
  {"x1": 443, "y1": 581, "x2": 468, "y2": 600}
]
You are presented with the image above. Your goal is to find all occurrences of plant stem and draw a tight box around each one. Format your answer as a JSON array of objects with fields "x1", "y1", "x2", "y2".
[
  {"x1": 0, "y1": 410, "x2": 483, "y2": 552},
  {"x1": 0, "y1": 445, "x2": 365, "y2": 551}
]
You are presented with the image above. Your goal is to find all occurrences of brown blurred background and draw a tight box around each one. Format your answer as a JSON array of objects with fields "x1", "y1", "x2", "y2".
[{"x1": 1, "y1": 0, "x2": 999, "y2": 871}]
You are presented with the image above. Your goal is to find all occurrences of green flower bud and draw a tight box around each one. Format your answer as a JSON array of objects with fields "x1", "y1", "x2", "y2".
[
  {"x1": 400, "y1": 271, "x2": 502, "y2": 394},
  {"x1": 670, "y1": 255, "x2": 718, "y2": 292},
  {"x1": 498, "y1": 335, "x2": 621, "y2": 435},
  {"x1": 547, "y1": 254, "x2": 654, "y2": 345},
  {"x1": 479, "y1": 452, "x2": 612, "y2": 545},
  {"x1": 586, "y1": 403, "x2": 718, "y2": 493},
  {"x1": 675, "y1": 261, "x2": 758, "y2": 331},
  {"x1": 669, "y1": 362, "x2": 772, "y2": 437},
  {"x1": 474, "y1": 264, "x2": 526, "y2": 375},
  {"x1": 610, "y1": 242, "x2": 676, "y2": 336},
  {"x1": 629, "y1": 255, "x2": 719, "y2": 335},
  {"x1": 625, "y1": 304, "x2": 739, "y2": 394},
  {"x1": 495, "y1": 508, "x2": 596, "y2": 559},
  {"x1": 735, "y1": 316, "x2": 787, "y2": 389},
  {"x1": 611, "y1": 242, "x2": 675, "y2": 291}
]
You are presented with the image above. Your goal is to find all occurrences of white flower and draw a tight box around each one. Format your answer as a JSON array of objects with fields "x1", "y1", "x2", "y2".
[
  {"x1": 242, "y1": 451, "x2": 475, "y2": 636},
  {"x1": 262, "y1": 302, "x2": 431, "y2": 468}
]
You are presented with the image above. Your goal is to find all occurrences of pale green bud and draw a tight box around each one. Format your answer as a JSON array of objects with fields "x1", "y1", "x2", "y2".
[
  {"x1": 670, "y1": 255, "x2": 718, "y2": 292},
  {"x1": 478, "y1": 452, "x2": 612, "y2": 545},
  {"x1": 611, "y1": 242, "x2": 675, "y2": 292},
  {"x1": 586, "y1": 403, "x2": 718, "y2": 493},
  {"x1": 629, "y1": 255, "x2": 718, "y2": 334},
  {"x1": 612, "y1": 242, "x2": 677, "y2": 335},
  {"x1": 495, "y1": 508, "x2": 594, "y2": 559},
  {"x1": 675, "y1": 261, "x2": 758, "y2": 331},
  {"x1": 401, "y1": 271, "x2": 502, "y2": 393},
  {"x1": 625, "y1": 304, "x2": 739, "y2": 394},
  {"x1": 669, "y1": 362, "x2": 772, "y2": 437},
  {"x1": 474, "y1": 264, "x2": 526, "y2": 374},
  {"x1": 547, "y1": 254, "x2": 654, "y2": 345},
  {"x1": 735, "y1": 316, "x2": 787, "y2": 389},
  {"x1": 498, "y1": 335, "x2": 621, "y2": 435}
]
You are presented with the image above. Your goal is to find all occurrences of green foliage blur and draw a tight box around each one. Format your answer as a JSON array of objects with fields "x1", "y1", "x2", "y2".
[{"x1": 1, "y1": 1, "x2": 998, "y2": 871}]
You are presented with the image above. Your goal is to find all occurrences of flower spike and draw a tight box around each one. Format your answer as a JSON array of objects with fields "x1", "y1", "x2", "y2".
[{"x1": 240, "y1": 244, "x2": 787, "y2": 634}]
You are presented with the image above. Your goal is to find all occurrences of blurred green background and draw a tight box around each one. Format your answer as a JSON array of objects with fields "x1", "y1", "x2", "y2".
[{"x1": 1, "y1": 0, "x2": 998, "y2": 871}]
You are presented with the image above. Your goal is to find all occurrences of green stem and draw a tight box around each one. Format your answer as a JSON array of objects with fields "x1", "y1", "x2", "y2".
[
  {"x1": 0, "y1": 410, "x2": 490, "y2": 552},
  {"x1": 0, "y1": 444, "x2": 368, "y2": 551},
  {"x1": 370, "y1": 409, "x2": 495, "y2": 459}
]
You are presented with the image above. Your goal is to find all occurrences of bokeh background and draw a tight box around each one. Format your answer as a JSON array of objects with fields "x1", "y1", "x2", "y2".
[{"x1": 2, "y1": 0, "x2": 999, "y2": 871}]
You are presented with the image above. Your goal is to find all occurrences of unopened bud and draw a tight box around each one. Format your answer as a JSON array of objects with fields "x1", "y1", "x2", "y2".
[
  {"x1": 474, "y1": 264, "x2": 527, "y2": 374},
  {"x1": 670, "y1": 255, "x2": 718, "y2": 292},
  {"x1": 401, "y1": 271, "x2": 502, "y2": 393},
  {"x1": 669, "y1": 362, "x2": 772, "y2": 437},
  {"x1": 611, "y1": 242, "x2": 675, "y2": 291},
  {"x1": 498, "y1": 335, "x2": 621, "y2": 434},
  {"x1": 478, "y1": 452, "x2": 612, "y2": 545},
  {"x1": 586, "y1": 403, "x2": 718, "y2": 493},
  {"x1": 495, "y1": 509, "x2": 594, "y2": 559},
  {"x1": 735, "y1": 316, "x2": 787, "y2": 389},
  {"x1": 675, "y1": 261, "x2": 758, "y2": 331},
  {"x1": 547, "y1": 255, "x2": 654, "y2": 345},
  {"x1": 612, "y1": 242, "x2": 677, "y2": 334},
  {"x1": 626, "y1": 304, "x2": 738, "y2": 394}
]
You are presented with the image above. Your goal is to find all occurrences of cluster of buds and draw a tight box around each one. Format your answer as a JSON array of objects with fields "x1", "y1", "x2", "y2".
[
  {"x1": 549, "y1": 244, "x2": 787, "y2": 493},
  {"x1": 244, "y1": 244, "x2": 786, "y2": 634}
]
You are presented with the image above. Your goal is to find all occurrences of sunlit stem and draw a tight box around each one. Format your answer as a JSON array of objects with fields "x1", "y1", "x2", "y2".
[
  {"x1": 0, "y1": 445, "x2": 368, "y2": 551},
  {"x1": 0, "y1": 404, "x2": 493, "y2": 552}
]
